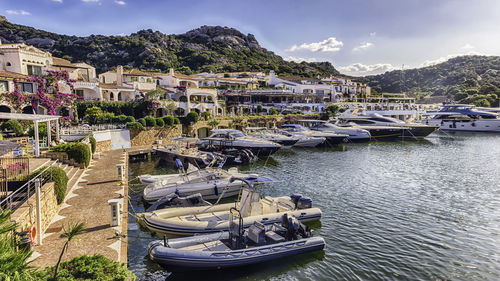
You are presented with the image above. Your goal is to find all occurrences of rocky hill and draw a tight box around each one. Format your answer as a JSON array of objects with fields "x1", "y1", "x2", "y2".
[
  {"x1": 364, "y1": 56, "x2": 500, "y2": 107},
  {"x1": 0, "y1": 19, "x2": 339, "y2": 76}
]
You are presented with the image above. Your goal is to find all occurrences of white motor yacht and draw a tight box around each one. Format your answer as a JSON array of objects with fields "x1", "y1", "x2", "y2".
[
  {"x1": 281, "y1": 124, "x2": 348, "y2": 145},
  {"x1": 423, "y1": 104, "x2": 500, "y2": 132},
  {"x1": 196, "y1": 129, "x2": 282, "y2": 156},
  {"x1": 298, "y1": 120, "x2": 371, "y2": 142},
  {"x1": 245, "y1": 127, "x2": 299, "y2": 147}
]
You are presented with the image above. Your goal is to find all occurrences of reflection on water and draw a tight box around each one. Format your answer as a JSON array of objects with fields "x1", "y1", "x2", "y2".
[{"x1": 128, "y1": 133, "x2": 500, "y2": 281}]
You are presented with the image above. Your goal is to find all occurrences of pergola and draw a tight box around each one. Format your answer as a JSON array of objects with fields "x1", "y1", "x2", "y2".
[{"x1": 0, "y1": 113, "x2": 61, "y2": 157}]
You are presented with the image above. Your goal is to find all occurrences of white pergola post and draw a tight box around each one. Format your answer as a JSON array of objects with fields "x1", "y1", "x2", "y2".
[
  {"x1": 56, "y1": 119, "x2": 60, "y2": 140},
  {"x1": 47, "y1": 120, "x2": 51, "y2": 146},
  {"x1": 34, "y1": 121, "x2": 40, "y2": 157}
]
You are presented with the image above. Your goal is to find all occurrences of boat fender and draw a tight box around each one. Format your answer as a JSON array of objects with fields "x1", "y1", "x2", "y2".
[
  {"x1": 175, "y1": 159, "x2": 184, "y2": 170},
  {"x1": 214, "y1": 184, "x2": 218, "y2": 196},
  {"x1": 175, "y1": 189, "x2": 179, "y2": 195}
]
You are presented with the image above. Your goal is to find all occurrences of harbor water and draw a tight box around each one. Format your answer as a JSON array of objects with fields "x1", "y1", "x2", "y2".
[{"x1": 127, "y1": 133, "x2": 500, "y2": 281}]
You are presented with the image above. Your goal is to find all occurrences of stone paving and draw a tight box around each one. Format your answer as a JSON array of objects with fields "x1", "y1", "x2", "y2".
[{"x1": 30, "y1": 149, "x2": 128, "y2": 268}]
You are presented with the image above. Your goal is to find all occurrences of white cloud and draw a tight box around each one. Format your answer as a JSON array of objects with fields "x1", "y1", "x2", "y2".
[
  {"x1": 461, "y1": 43, "x2": 474, "y2": 50},
  {"x1": 338, "y1": 63, "x2": 396, "y2": 76},
  {"x1": 353, "y1": 42, "x2": 373, "y2": 52},
  {"x1": 284, "y1": 56, "x2": 317, "y2": 63},
  {"x1": 52, "y1": 0, "x2": 63, "y2": 3},
  {"x1": 369, "y1": 32, "x2": 376, "y2": 37},
  {"x1": 420, "y1": 50, "x2": 482, "y2": 67},
  {"x1": 114, "y1": 0, "x2": 126, "y2": 5},
  {"x1": 287, "y1": 37, "x2": 343, "y2": 52},
  {"x1": 5, "y1": 9, "x2": 31, "y2": 15}
]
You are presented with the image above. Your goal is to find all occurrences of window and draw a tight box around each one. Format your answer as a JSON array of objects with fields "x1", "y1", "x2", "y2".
[
  {"x1": 21, "y1": 83, "x2": 33, "y2": 93},
  {"x1": 27, "y1": 65, "x2": 42, "y2": 76},
  {"x1": 131, "y1": 77, "x2": 138, "y2": 82},
  {"x1": 76, "y1": 89, "x2": 84, "y2": 98},
  {"x1": 6, "y1": 62, "x2": 11, "y2": 66},
  {"x1": 110, "y1": 92, "x2": 114, "y2": 101},
  {"x1": 0, "y1": 81, "x2": 8, "y2": 92}
]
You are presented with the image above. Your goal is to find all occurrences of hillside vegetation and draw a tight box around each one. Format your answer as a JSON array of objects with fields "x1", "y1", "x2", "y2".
[
  {"x1": 0, "y1": 19, "x2": 339, "y2": 77},
  {"x1": 364, "y1": 56, "x2": 500, "y2": 106}
]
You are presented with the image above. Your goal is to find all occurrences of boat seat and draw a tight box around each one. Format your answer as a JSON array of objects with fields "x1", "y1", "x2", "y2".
[
  {"x1": 250, "y1": 201, "x2": 263, "y2": 216},
  {"x1": 247, "y1": 221, "x2": 266, "y2": 245},
  {"x1": 202, "y1": 240, "x2": 230, "y2": 252},
  {"x1": 265, "y1": 231, "x2": 286, "y2": 243}
]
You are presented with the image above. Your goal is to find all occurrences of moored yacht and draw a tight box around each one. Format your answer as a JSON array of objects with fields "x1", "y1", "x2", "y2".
[
  {"x1": 298, "y1": 120, "x2": 371, "y2": 142},
  {"x1": 281, "y1": 124, "x2": 348, "y2": 145},
  {"x1": 423, "y1": 104, "x2": 500, "y2": 132},
  {"x1": 245, "y1": 127, "x2": 299, "y2": 147},
  {"x1": 338, "y1": 113, "x2": 438, "y2": 139},
  {"x1": 196, "y1": 129, "x2": 282, "y2": 156}
]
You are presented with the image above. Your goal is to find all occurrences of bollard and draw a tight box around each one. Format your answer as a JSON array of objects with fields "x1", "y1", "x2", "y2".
[
  {"x1": 116, "y1": 164, "x2": 125, "y2": 182},
  {"x1": 107, "y1": 199, "x2": 121, "y2": 227}
]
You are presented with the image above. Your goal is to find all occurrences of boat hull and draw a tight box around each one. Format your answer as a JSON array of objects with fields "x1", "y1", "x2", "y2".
[
  {"x1": 137, "y1": 206, "x2": 322, "y2": 236},
  {"x1": 148, "y1": 235, "x2": 325, "y2": 271},
  {"x1": 424, "y1": 119, "x2": 500, "y2": 133}
]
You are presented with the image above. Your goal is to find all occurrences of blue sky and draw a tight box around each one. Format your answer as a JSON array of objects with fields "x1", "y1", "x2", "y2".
[{"x1": 1, "y1": 0, "x2": 500, "y2": 76}]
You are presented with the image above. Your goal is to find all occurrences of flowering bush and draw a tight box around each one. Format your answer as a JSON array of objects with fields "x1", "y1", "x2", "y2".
[{"x1": 1, "y1": 71, "x2": 78, "y2": 115}]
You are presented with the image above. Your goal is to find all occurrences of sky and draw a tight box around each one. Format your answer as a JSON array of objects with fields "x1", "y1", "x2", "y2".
[{"x1": 1, "y1": 0, "x2": 500, "y2": 76}]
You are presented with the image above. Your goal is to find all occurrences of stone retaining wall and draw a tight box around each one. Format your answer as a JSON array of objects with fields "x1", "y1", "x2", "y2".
[
  {"x1": 95, "y1": 140, "x2": 112, "y2": 153},
  {"x1": 11, "y1": 182, "x2": 58, "y2": 233},
  {"x1": 129, "y1": 125, "x2": 182, "y2": 146}
]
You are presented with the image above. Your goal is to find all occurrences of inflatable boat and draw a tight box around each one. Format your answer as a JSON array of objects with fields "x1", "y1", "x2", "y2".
[
  {"x1": 148, "y1": 209, "x2": 325, "y2": 271},
  {"x1": 142, "y1": 167, "x2": 263, "y2": 204},
  {"x1": 136, "y1": 177, "x2": 322, "y2": 236}
]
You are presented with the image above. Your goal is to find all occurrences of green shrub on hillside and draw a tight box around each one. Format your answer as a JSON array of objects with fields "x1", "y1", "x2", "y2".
[
  {"x1": 137, "y1": 118, "x2": 146, "y2": 127},
  {"x1": 173, "y1": 117, "x2": 180, "y2": 124},
  {"x1": 125, "y1": 116, "x2": 135, "y2": 123},
  {"x1": 88, "y1": 136, "x2": 96, "y2": 154},
  {"x1": 201, "y1": 111, "x2": 211, "y2": 120},
  {"x1": 181, "y1": 112, "x2": 199, "y2": 125},
  {"x1": 144, "y1": 116, "x2": 156, "y2": 127},
  {"x1": 27, "y1": 166, "x2": 69, "y2": 204},
  {"x1": 42, "y1": 254, "x2": 135, "y2": 281},
  {"x1": 126, "y1": 122, "x2": 146, "y2": 131},
  {"x1": 1, "y1": 120, "x2": 24, "y2": 136},
  {"x1": 162, "y1": 115, "x2": 175, "y2": 126},
  {"x1": 155, "y1": 118, "x2": 165, "y2": 127},
  {"x1": 51, "y1": 142, "x2": 91, "y2": 168}
]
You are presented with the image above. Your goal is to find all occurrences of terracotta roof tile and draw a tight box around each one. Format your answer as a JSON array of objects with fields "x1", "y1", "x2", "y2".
[{"x1": 0, "y1": 70, "x2": 28, "y2": 80}]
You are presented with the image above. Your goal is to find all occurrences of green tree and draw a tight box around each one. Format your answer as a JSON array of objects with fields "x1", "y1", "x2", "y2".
[
  {"x1": 165, "y1": 102, "x2": 177, "y2": 115},
  {"x1": 145, "y1": 88, "x2": 166, "y2": 101},
  {"x1": 182, "y1": 112, "x2": 199, "y2": 125},
  {"x1": 201, "y1": 111, "x2": 211, "y2": 120},
  {"x1": 84, "y1": 106, "x2": 103, "y2": 125},
  {"x1": 53, "y1": 222, "x2": 86, "y2": 279},
  {"x1": 208, "y1": 119, "x2": 219, "y2": 128},
  {"x1": 268, "y1": 107, "x2": 278, "y2": 115},
  {"x1": 256, "y1": 104, "x2": 264, "y2": 114}
]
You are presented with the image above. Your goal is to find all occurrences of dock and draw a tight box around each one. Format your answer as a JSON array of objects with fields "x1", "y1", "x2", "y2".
[{"x1": 30, "y1": 150, "x2": 128, "y2": 268}]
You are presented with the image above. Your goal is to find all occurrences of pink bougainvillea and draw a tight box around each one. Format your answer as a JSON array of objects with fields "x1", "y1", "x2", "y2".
[{"x1": 1, "y1": 70, "x2": 78, "y2": 115}]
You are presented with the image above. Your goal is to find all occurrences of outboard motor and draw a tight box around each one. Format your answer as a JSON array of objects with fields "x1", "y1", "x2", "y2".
[
  {"x1": 281, "y1": 214, "x2": 312, "y2": 240},
  {"x1": 290, "y1": 194, "x2": 303, "y2": 207},
  {"x1": 297, "y1": 196, "x2": 312, "y2": 209}
]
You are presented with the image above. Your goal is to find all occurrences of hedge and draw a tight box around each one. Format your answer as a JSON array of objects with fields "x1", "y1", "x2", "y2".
[
  {"x1": 173, "y1": 117, "x2": 180, "y2": 124},
  {"x1": 27, "y1": 166, "x2": 69, "y2": 204},
  {"x1": 75, "y1": 100, "x2": 153, "y2": 119},
  {"x1": 88, "y1": 136, "x2": 96, "y2": 154},
  {"x1": 144, "y1": 116, "x2": 156, "y2": 127},
  {"x1": 137, "y1": 118, "x2": 146, "y2": 127},
  {"x1": 162, "y1": 115, "x2": 174, "y2": 126},
  {"x1": 1, "y1": 120, "x2": 24, "y2": 136},
  {"x1": 42, "y1": 254, "x2": 135, "y2": 281},
  {"x1": 126, "y1": 122, "x2": 146, "y2": 131},
  {"x1": 125, "y1": 116, "x2": 135, "y2": 123},
  {"x1": 51, "y1": 142, "x2": 91, "y2": 168},
  {"x1": 155, "y1": 118, "x2": 165, "y2": 127}
]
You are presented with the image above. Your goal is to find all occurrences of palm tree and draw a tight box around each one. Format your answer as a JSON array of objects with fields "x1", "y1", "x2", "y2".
[{"x1": 53, "y1": 221, "x2": 86, "y2": 279}]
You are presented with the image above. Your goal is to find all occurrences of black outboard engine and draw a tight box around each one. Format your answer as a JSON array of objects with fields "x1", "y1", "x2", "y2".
[
  {"x1": 281, "y1": 213, "x2": 311, "y2": 240},
  {"x1": 290, "y1": 194, "x2": 303, "y2": 208},
  {"x1": 297, "y1": 196, "x2": 312, "y2": 209}
]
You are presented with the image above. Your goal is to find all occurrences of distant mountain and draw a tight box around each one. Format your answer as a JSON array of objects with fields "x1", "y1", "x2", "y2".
[
  {"x1": 363, "y1": 56, "x2": 500, "y2": 106},
  {"x1": 0, "y1": 18, "x2": 339, "y2": 77}
]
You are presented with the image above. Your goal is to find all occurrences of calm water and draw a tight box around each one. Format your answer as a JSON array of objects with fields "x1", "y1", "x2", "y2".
[{"x1": 127, "y1": 133, "x2": 500, "y2": 281}]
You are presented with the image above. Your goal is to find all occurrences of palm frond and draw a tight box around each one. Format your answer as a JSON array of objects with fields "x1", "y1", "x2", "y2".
[{"x1": 61, "y1": 221, "x2": 86, "y2": 242}]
